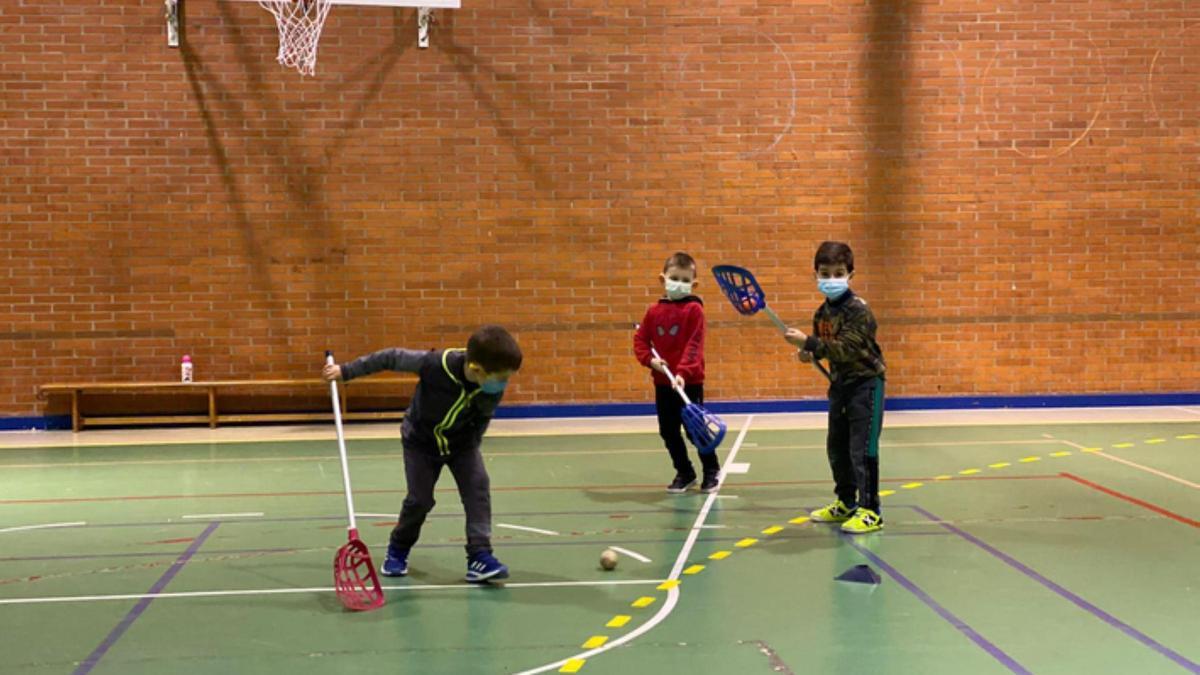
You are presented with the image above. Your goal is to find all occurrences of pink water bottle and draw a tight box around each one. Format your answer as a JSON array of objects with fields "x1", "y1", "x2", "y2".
[{"x1": 181, "y1": 355, "x2": 193, "y2": 383}]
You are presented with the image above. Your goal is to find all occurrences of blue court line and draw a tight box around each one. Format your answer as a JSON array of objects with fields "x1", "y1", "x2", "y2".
[
  {"x1": 908, "y1": 505, "x2": 1200, "y2": 673},
  {"x1": 71, "y1": 522, "x2": 219, "y2": 675},
  {"x1": 839, "y1": 532, "x2": 1032, "y2": 675}
]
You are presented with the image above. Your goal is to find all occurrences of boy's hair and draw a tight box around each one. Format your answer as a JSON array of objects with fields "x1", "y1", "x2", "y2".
[
  {"x1": 814, "y1": 241, "x2": 854, "y2": 273},
  {"x1": 467, "y1": 325, "x2": 523, "y2": 374},
  {"x1": 662, "y1": 251, "x2": 697, "y2": 273}
]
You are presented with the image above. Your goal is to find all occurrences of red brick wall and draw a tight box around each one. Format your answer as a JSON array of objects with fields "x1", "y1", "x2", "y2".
[{"x1": 3, "y1": 0, "x2": 1198, "y2": 417}]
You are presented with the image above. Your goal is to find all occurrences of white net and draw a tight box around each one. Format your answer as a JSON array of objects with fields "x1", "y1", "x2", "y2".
[{"x1": 258, "y1": 0, "x2": 333, "y2": 76}]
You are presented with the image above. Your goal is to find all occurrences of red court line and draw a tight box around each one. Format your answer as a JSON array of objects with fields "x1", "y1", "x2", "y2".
[
  {"x1": 1061, "y1": 472, "x2": 1199, "y2": 529},
  {"x1": 0, "y1": 475, "x2": 1060, "y2": 506}
]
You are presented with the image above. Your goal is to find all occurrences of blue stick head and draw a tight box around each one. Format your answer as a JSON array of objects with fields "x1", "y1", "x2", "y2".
[{"x1": 711, "y1": 265, "x2": 769, "y2": 317}]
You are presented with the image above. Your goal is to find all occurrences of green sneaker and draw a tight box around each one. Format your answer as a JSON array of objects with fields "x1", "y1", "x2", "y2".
[
  {"x1": 810, "y1": 500, "x2": 855, "y2": 523},
  {"x1": 841, "y1": 508, "x2": 883, "y2": 534}
]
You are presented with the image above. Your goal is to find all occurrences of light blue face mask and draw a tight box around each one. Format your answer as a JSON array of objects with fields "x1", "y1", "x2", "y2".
[
  {"x1": 818, "y1": 277, "x2": 850, "y2": 300},
  {"x1": 480, "y1": 379, "x2": 508, "y2": 394}
]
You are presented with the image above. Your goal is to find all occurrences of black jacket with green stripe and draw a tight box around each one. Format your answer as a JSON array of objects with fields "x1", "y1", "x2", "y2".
[
  {"x1": 339, "y1": 348, "x2": 502, "y2": 455},
  {"x1": 802, "y1": 289, "x2": 887, "y2": 387}
]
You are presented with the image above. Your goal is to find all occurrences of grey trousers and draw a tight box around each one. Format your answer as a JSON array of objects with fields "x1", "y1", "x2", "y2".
[{"x1": 389, "y1": 443, "x2": 493, "y2": 557}]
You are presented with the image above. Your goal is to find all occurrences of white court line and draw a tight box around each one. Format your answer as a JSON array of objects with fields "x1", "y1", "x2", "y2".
[
  {"x1": 715, "y1": 495, "x2": 739, "y2": 500},
  {"x1": 513, "y1": 415, "x2": 756, "y2": 675},
  {"x1": 0, "y1": 579, "x2": 663, "y2": 607},
  {"x1": 355, "y1": 513, "x2": 397, "y2": 519},
  {"x1": 607, "y1": 547, "x2": 652, "y2": 564},
  {"x1": 725, "y1": 462, "x2": 751, "y2": 474},
  {"x1": 497, "y1": 523, "x2": 560, "y2": 536},
  {"x1": 180, "y1": 512, "x2": 264, "y2": 520},
  {"x1": 0, "y1": 521, "x2": 86, "y2": 535},
  {"x1": 1060, "y1": 439, "x2": 1199, "y2": 490},
  {"x1": 698, "y1": 524, "x2": 727, "y2": 529}
]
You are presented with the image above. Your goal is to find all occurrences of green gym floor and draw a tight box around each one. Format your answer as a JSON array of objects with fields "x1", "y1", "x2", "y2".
[{"x1": 0, "y1": 410, "x2": 1197, "y2": 675}]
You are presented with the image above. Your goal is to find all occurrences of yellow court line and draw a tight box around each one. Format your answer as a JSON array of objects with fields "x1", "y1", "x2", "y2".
[
  {"x1": 988, "y1": 462, "x2": 1011, "y2": 469},
  {"x1": 631, "y1": 597, "x2": 656, "y2": 608},
  {"x1": 708, "y1": 551, "x2": 732, "y2": 560},
  {"x1": 581, "y1": 636, "x2": 608, "y2": 649},
  {"x1": 734, "y1": 538, "x2": 758, "y2": 548},
  {"x1": 1178, "y1": 434, "x2": 1199, "y2": 440},
  {"x1": 1081, "y1": 447, "x2": 1102, "y2": 452},
  {"x1": 901, "y1": 482, "x2": 923, "y2": 489},
  {"x1": 762, "y1": 526, "x2": 784, "y2": 535},
  {"x1": 1050, "y1": 451, "x2": 1072, "y2": 457},
  {"x1": 1145, "y1": 439, "x2": 1166, "y2": 444},
  {"x1": 656, "y1": 580, "x2": 679, "y2": 591},
  {"x1": 959, "y1": 468, "x2": 981, "y2": 475},
  {"x1": 879, "y1": 489, "x2": 896, "y2": 497},
  {"x1": 559, "y1": 658, "x2": 587, "y2": 673},
  {"x1": 605, "y1": 615, "x2": 631, "y2": 628},
  {"x1": 934, "y1": 475, "x2": 953, "y2": 481},
  {"x1": 788, "y1": 516, "x2": 810, "y2": 525},
  {"x1": 682, "y1": 565, "x2": 705, "y2": 575},
  {"x1": 1019, "y1": 456, "x2": 1041, "y2": 463},
  {"x1": 1113, "y1": 443, "x2": 1135, "y2": 448}
]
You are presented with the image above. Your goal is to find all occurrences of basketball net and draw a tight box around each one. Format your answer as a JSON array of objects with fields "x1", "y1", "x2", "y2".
[{"x1": 258, "y1": 0, "x2": 333, "y2": 76}]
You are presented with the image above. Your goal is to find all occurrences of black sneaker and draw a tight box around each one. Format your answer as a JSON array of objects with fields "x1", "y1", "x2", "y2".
[
  {"x1": 699, "y1": 473, "x2": 720, "y2": 493},
  {"x1": 666, "y1": 474, "x2": 697, "y2": 494}
]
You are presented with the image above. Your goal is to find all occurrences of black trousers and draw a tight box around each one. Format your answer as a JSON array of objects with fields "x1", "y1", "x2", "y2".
[
  {"x1": 389, "y1": 443, "x2": 492, "y2": 557},
  {"x1": 826, "y1": 377, "x2": 885, "y2": 513},
  {"x1": 655, "y1": 384, "x2": 721, "y2": 478}
]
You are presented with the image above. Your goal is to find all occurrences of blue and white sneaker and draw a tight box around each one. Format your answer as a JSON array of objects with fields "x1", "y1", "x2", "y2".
[
  {"x1": 465, "y1": 552, "x2": 509, "y2": 583},
  {"x1": 379, "y1": 546, "x2": 409, "y2": 577}
]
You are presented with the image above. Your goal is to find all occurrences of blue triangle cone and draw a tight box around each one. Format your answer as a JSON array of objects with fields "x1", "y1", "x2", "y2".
[{"x1": 835, "y1": 564, "x2": 881, "y2": 585}]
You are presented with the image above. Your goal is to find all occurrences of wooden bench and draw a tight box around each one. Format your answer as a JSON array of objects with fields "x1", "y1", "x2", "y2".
[{"x1": 38, "y1": 376, "x2": 417, "y2": 432}]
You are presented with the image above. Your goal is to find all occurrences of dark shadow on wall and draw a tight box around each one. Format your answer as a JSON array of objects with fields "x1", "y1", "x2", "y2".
[{"x1": 863, "y1": 2, "x2": 918, "y2": 264}]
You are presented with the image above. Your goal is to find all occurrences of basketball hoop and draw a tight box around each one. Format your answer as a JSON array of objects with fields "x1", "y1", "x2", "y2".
[{"x1": 258, "y1": 0, "x2": 333, "y2": 76}]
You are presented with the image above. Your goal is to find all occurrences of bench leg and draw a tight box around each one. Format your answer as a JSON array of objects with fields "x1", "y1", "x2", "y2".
[
  {"x1": 208, "y1": 387, "x2": 218, "y2": 429},
  {"x1": 72, "y1": 389, "x2": 81, "y2": 433}
]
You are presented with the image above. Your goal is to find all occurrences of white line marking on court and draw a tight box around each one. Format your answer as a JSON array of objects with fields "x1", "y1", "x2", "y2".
[
  {"x1": 608, "y1": 547, "x2": 652, "y2": 563},
  {"x1": 180, "y1": 512, "x2": 263, "y2": 520},
  {"x1": 715, "y1": 495, "x2": 739, "y2": 499},
  {"x1": 742, "y1": 443, "x2": 758, "y2": 447},
  {"x1": 1042, "y1": 433, "x2": 1056, "y2": 439},
  {"x1": 698, "y1": 524, "x2": 726, "y2": 529},
  {"x1": 725, "y1": 462, "x2": 751, "y2": 474},
  {"x1": 0, "y1": 521, "x2": 86, "y2": 534},
  {"x1": 1061, "y1": 439, "x2": 1199, "y2": 489},
  {"x1": 0, "y1": 579, "x2": 664, "y2": 607},
  {"x1": 513, "y1": 415, "x2": 756, "y2": 675},
  {"x1": 497, "y1": 523, "x2": 560, "y2": 536},
  {"x1": 354, "y1": 513, "x2": 397, "y2": 519}
]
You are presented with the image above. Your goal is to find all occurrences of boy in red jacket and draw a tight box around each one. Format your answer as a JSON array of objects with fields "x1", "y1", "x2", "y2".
[{"x1": 634, "y1": 252, "x2": 720, "y2": 493}]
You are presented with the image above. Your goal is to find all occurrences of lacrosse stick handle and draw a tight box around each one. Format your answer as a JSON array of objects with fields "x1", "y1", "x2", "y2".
[
  {"x1": 327, "y1": 352, "x2": 357, "y2": 532},
  {"x1": 813, "y1": 360, "x2": 832, "y2": 382},
  {"x1": 649, "y1": 346, "x2": 693, "y2": 405},
  {"x1": 761, "y1": 305, "x2": 789, "y2": 334}
]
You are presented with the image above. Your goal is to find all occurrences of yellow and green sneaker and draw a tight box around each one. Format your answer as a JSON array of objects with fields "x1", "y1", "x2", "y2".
[
  {"x1": 841, "y1": 508, "x2": 883, "y2": 534},
  {"x1": 810, "y1": 500, "x2": 855, "y2": 523}
]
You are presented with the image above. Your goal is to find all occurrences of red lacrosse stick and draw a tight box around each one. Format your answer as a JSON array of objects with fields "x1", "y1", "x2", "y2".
[{"x1": 327, "y1": 351, "x2": 385, "y2": 611}]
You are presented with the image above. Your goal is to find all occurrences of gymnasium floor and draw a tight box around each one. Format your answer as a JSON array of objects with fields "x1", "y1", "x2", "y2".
[{"x1": 1, "y1": 408, "x2": 1197, "y2": 674}]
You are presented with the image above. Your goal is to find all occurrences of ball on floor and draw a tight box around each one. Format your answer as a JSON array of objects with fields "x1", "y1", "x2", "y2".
[{"x1": 600, "y1": 548, "x2": 619, "y2": 571}]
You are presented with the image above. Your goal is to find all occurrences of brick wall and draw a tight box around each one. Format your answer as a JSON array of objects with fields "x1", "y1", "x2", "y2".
[{"x1": 2, "y1": 0, "x2": 1198, "y2": 417}]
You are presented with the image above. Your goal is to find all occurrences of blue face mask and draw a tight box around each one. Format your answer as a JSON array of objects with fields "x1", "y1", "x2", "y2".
[
  {"x1": 480, "y1": 379, "x2": 507, "y2": 394},
  {"x1": 818, "y1": 278, "x2": 850, "y2": 300}
]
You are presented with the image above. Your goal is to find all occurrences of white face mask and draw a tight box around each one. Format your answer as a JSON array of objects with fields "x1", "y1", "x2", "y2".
[{"x1": 665, "y1": 279, "x2": 693, "y2": 299}]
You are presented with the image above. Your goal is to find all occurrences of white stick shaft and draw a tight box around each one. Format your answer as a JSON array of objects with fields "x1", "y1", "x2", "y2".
[
  {"x1": 762, "y1": 306, "x2": 789, "y2": 334},
  {"x1": 327, "y1": 355, "x2": 357, "y2": 531},
  {"x1": 649, "y1": 347, "x2": 691, "y2": 405}
]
